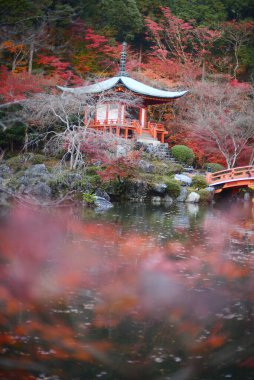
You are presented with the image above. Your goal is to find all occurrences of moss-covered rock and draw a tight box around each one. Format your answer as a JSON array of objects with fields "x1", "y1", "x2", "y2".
[
  {"x1": 164, "y1": 179, "x2": 181, "y2": 198},
  {"x1": 48, "y1": 170, "x2": 85, "y2": 196},
  {"x1": 150, "y1": 160, "x2": 184, "y2": 176},
  {"x1": 198, "y1": 189, "x2": 212, "y2": 203},
  {"x1": 150, "y1": 182, "x2": 167, "y2": 195},
  {"x1": 6, "y1": 153, "x2": 47, "y2": 172},
  {"x1": 191, "y1": 175, "x2": 208, "y2": 189}
]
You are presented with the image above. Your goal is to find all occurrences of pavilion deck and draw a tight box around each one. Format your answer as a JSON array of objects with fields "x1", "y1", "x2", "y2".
[{"x1": 89, "y1": 119, "x2": 168, "y2": 143}]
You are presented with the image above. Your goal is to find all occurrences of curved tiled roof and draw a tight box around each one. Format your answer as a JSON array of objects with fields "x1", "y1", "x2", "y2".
[{"x1": 58, "y1": 76, "x2": 187, "y2": 99}]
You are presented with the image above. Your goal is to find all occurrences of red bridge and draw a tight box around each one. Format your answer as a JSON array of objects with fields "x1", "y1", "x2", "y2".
[{"x1": 206, "y1": 166, "x2": 254, "y2": 193}]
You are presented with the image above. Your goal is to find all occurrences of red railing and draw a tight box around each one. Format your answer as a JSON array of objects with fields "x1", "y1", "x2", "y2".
[
  {"x1": 147, "y1": 122, "x2": 166, "y2": 139},
  {"x1": 90, "y1": 119, "x2": 167, "y2": 139},
  {"x1": 206, "y1": 166, "x2": 254, "y2": 185}
]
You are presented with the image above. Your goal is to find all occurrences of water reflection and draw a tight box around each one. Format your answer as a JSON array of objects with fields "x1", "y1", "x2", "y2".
[
  {"x1": 0, "y1": 202, "x2": 254, "y2": 380},
  {"x1": 81, "y1": 202, "x2": 209, "y2": 244}
]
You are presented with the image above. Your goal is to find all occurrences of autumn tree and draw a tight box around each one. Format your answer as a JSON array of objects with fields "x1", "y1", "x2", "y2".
[
  {"x1": 68, "y1": 20, "x2": 120, "y2": 77},
  {"x1": 145, "y1": 7, "x2": 220, "y2": 82},
  {"x1": 0, "y1": 0, "x2": 76, "y2": 73},
  {"x1": 183, "y1": 81, "x2": 254, "y2": 168},
  {"x1": 0, "y1": 66, "x2": 56, "y2": 104},
  {"x1": 36, "y1": 55, "x2": 83, "y2": 86},
  {"x1": 98, "y1": 151, "x2": 141, "y2": 183},
  {"x1": 0, "y1": 66, "x2": 60, "y2": 154}
]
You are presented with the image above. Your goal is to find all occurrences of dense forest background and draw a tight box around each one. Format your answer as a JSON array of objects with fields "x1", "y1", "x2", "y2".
[{"x1": 0, "y1": 0, "x2": 253, "y2": 166}]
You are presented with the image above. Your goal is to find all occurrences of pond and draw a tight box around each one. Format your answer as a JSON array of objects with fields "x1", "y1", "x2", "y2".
[{"x1": 0, "y1": 200, "x2": 254, "y2": 380}]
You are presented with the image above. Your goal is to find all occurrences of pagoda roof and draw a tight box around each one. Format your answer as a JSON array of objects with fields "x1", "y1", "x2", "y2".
[{"x1": 58, "y1": 76, "x2": 187, "y2": 100}]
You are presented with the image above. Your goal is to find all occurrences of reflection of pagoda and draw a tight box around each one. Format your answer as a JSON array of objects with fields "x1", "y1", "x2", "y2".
[{"x1": 59, "y1": 43, "x2": 187, "y2": 144}]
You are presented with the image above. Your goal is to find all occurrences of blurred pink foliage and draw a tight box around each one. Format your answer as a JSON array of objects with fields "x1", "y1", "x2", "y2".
[{"x1": 0, "y1": 204, "x2": 254, "y2": 379}]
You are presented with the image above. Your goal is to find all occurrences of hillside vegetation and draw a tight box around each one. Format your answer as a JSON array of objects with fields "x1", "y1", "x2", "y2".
[{"x1": 0, "y1": 0, "x2": 253, "y2": 167}]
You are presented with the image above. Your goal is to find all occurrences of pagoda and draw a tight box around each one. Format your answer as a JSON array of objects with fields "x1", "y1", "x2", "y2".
[{"x1": 59, "y1": 43, "x2": 187, "y2": 144}]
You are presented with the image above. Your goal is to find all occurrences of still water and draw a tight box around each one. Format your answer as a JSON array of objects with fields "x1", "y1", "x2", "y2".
[{"x1": 0, "y1": 201, "x2": 254, "y2": 380}]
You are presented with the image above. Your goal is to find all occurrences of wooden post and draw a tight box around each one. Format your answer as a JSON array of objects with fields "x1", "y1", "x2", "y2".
[
  {"x1": 106, "y1": 104, "x2": 109, "y2": 123},
  {"x1": 124, "y1": 128, "x2": 128, "y2": 139},
  {"x1": 122, "y1": 104, "x2": 126, "y2": 124},
  {"x1": 139, "y1": 107, "x2": 147, "y2": 129}
]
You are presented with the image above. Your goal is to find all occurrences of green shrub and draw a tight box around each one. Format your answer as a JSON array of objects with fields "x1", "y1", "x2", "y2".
[
  {"x1": 198, "y1": 189, "x2": 211, "y2": 203},
  {"x1": 164, "y1": 179, "x2": 181, "y2": 198},
  {"x1": 82, "y1": 174, "x2": 101, "y2": 189},
  {"x1": 186, "y1": 186, "x2": 196, "y2": 194},
  {"x1": 7, "y1": 171, "x2": 25, "y2": 190},
  {"x1": 171, "y1": 145, "x2": 195, "y2": 165},
  {"x1": 86, "y1": 165, "x2": 101, "y2": 176},
  {"x1": 6, "y1": 153, "x2": 46, "y2": 170},
  {"x1": 191, "y1": 175, "x2": 207, "y2": 189},
  {"x1": 6, "y1": 155, "x2": 28, "y2": 171},
  {"x1": 102, "y1": 179, "x2": 128, "y2": 197},
  {"x1": 204, "y1": 163, "x2": 225, "y2": 173},
  {"x1": 6, "y1": 156, "x2": 21, "y2": 165},
  {"x1": 48, "y1": 175, "x2": 69, "y2": 196},
  {"x1": 30, "y1": 154, "x2": 46, "y2": 164},
  {"x1": 48, "y1": 170, "x2": 85, "y2": 195},
  {"x1": 83, "y1": 192, "x2": 96, "y2": 205}
]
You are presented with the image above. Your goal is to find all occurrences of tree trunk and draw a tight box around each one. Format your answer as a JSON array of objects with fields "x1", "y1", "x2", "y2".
[
  {"x1": 28, "y1": 41, "x2": 35, "y2": 74},
  {"x1": 138, "y1": 43, "x2": 142, "y2": 72},
  {"x1": 233, "y1": 44, "x2": 239, "y2": 79},
  {"x1": 12, "y1": 57, "x2": 17, "y2": 72},
  {"x1": 201, "y1": 60, "x2": 206, "y2": 82},
  {"x1": 73, "y1": 144, "x2": 81, "y2": 170},
  {"x1": 70, "y1": 150, "x2": 74, "y2": 170},
  {"x1": 0, "y1": 148, "x2": 5, "y2": 161},
  {"x1": 24, "y1": 125, "x2": 28, "y2": 153}
]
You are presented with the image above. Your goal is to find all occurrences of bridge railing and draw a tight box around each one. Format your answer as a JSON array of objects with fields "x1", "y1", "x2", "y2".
[{"x1": 206, "y1": 165, "x2": 254, "y2": 184}]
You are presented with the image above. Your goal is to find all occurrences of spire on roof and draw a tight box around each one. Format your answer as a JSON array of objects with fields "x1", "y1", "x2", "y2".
[{"x1": 119, "y1": 42, "x2": 128, "y2": 77}]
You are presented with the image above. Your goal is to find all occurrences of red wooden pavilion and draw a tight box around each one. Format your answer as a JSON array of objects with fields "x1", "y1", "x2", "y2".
[{"x1": 59, "y1": 43, "x2": 187, "y2": 143}]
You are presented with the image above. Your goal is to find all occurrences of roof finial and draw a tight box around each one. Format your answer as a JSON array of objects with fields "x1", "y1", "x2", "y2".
[{"x1": 119, "y1": 42, "x2": 128, "y2": 77}]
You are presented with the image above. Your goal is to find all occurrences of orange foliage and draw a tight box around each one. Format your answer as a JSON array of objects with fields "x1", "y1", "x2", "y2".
[
  {"x1": 2, "y1": 41, "x2": 25, "y2": 54},
  {"x1": 98, "y1": 151, "x2": 141, "y2": 182}
]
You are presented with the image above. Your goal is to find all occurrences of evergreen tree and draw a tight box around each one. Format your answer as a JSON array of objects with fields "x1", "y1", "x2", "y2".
[
  {"x1": 168, "y1": 0, "x2": 227, "y2": 25},
  {"x1": 223, "y1": 0, "x2": 254, "y2": 20},
  {"x1": 94, "y1": 0, "x2": 143, "y2": 41},
  {"x1": 136, "y1": 0, "x2": 168, "y2": 17},
  {"x1": 167, "y1": 0, "x2": 254, "y2": 25}
]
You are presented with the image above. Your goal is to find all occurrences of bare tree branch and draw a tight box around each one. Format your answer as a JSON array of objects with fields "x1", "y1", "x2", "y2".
[{"x1": 22, "y1": 90, "x2": 140, "y2": 170}]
